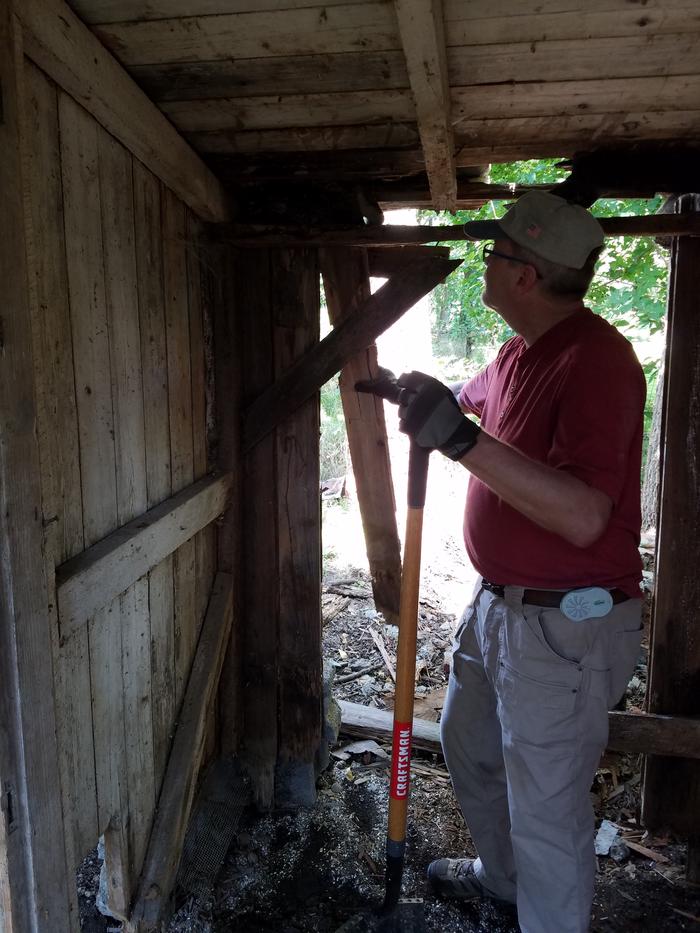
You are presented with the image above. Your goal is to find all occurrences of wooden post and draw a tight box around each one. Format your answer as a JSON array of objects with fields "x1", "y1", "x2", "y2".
[
  {"x1": 234, "y1": 248, "x2": 323, "y2": 808},
  {"x1": 211, "y1": 242, "x2": 245, "y2": 756},
  {"x1": 642, "y1": 196, "x2": 700, "y2": 881},
  {"x1": 320, "y1": 247, "x2": 402, "y2": 624},
  {"x1": 237, "y1": 249, "x2": 279, "y2": 808},
  {"x1": 0, "y1": 6, "x2": 71, "y2": 929},
  {"x1": 273, "y1": 248, "x2": 322, "y2": 808}
]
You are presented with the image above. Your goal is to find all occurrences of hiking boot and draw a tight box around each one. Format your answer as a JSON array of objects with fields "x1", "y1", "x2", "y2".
[{"x1": 427, "y1": 858, "x2": 511, "y2": 903}]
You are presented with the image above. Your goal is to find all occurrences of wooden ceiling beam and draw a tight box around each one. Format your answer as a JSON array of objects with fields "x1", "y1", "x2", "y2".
[
  {"x1": 394, "y1": 0, "x2": 456, "y2": 211},
  {"x1": 215, "y1": 213, "x2": 700, "y2": 247}
]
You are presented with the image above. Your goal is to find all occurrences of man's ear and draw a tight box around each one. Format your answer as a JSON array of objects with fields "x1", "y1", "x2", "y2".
[{"x1": 516, "y1": 263, "x2": 540, "y2": 293}]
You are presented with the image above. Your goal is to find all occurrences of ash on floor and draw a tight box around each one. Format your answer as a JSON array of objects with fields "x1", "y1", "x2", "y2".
[{"x1": 167, "y1": 751, "x2": 700, "y2": 933}]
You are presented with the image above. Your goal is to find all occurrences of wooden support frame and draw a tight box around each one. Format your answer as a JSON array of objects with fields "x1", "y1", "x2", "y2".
[
  {"x1": 236, "y1": 248, "x2": 323, "y2": 810},
  {"x1": 210, "y1": 242, "x2": 245, "y2": 756},
  {"x1": 367, "y1": 245, "x2": 451, "y2": 278},
  {"x1": 339, "y1": 701, "x2": 700, "y2": 762},
  {"x1": 0, "y1": 7, "x2": 71, "y2": 929},
  {"x1": 16, "y1": 0, "x2": 229, "y2": 222},
  {"x1": 320, "y1": 247, "x2": 402, "y2": 624},
  {"x1": 56, "y1": 472, "x2": 232, "y2": 636},
  {"x1": 243, "y1": 254, "x2": 460, "y2": 450},
  {"x1": 394, "y1": 0, "x2": 456, "y2": 211},
  {"x1": 237, "y1": 249, "x2": 278, "y2": 809},
  {"x1": 642, "y1": 196, "x2": 700, "y2": 874},
  {"x1": 217, "y1": 212, "x2": 700, "y2": 248},
  {"x1": 273, "y1": 248, "x2": 322, "y2": 809},
  {"x1": 131, "y1": 573, "x2": 234, "y2": 928}
]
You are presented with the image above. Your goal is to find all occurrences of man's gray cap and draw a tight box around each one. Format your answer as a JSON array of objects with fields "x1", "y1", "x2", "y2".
[{"x1": 463, "y1": 190, "x2": 605, "y2": 269}]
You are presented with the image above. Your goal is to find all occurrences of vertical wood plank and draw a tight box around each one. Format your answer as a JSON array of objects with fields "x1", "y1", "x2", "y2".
[
  {"x1": 0, "y1": 805, "x2": 12, "y2": 932},
  {"x1": 0, "y1": 21, "x2": 69, "y2": 898},
  {"x1": 21, "y1": 59, "x2": 84, "y2": 925},
  {"x1": 173, "y1": 539, "x2": 198, "y2": 709},
  {"x1": 239, "y1": 249, "x2": 278, "y2": 806},
  {"x1": 88, "y1": 601, "x2": 126, "y2": 841},
  {"x1": 99, "y1": 129, "x2": 147, "y2": 525},
  {"x1": 273, "y1": 249, "x2": 322, "y2": 805},
  {"x1": 213, "y1": 243, "x2": 243, "y2": 756},
  {"x1": 163, "y1": 188, "x2": 194, "y2": 495},
  {"x1": 58, "y1": 89, "x2": 118, "y2": 876},
  {"x1": 121, "y1": 579, "x2": 155, "y2": 878},
  {"x1": 134, "y1": 163, "x2": 176, "y2": 792},
  {"x1": 163, "y1": 188, "x2": 197, "y2": 712},
  {"x1": 98, "y1": 128, "x2": 153, "y2": 892},
  {"x1": 643, "y1": 198, "x2": 700, "y2": 838},
  {"x1": 148, "y1": 558, "x2": 176, "y2": 787},
  {"x1": 60, "y1": 93, "x2": 118, "y2": 547},
  {"x1": 320, "y1": 247, "x2": 401, "y2": 624},
  {"x1": 186, "y1": 215, "x2": 220, "y2": 761},
  {"x1": 187, "y1": 211, "x2": 212, "y2": 635},
  {"x1": 134, "y1": 164, "x2": 171, "y2": 509},
  {"x1": 23, "y1": 61, "x2": 83, "y2": 561},
  {"x1": 188, "y1": 211, "x2": 207, "y2": 484}
]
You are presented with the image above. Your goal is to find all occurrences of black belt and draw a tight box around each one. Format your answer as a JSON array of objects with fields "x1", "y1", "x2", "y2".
[{"x1": 481, "y1": 580, "x2": 630, "y2": 607}]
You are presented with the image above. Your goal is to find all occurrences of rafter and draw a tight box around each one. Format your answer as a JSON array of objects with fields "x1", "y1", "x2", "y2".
[{"x1": 394, "y1": 0, "x2": 456, "y2": 211}]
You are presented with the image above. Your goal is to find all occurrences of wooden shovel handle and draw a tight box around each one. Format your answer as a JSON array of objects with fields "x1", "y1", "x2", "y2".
[{"x1": 388, "y1": 441, "x2": 429, "y2": 844}]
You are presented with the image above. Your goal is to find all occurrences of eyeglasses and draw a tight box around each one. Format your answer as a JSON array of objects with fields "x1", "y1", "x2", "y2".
[{"x1": 482, "y1": 244, "x2": 541, "y2": 278}]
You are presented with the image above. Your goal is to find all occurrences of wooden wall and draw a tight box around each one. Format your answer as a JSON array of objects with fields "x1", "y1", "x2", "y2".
[
  {"x1": 19, "y1": 57, "x2": 218, "y2": 919},
  {"x1": 235, "y1": 248, "x2": 322, "y2": 810}
]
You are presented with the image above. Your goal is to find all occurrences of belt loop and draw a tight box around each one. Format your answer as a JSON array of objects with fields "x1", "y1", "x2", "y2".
[{"x1": 504, "y1": 585, "x2": 525, "y2": 612}]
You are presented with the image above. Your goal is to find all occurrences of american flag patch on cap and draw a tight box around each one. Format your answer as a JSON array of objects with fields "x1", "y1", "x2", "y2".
[{"x1": 526, "y1": 223, "x2": 541, "y2": 238}]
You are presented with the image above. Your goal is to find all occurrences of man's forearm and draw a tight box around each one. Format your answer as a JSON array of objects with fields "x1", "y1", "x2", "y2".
[{"x1": 460, "y1": 431, "x2": 612, "y2": 548}]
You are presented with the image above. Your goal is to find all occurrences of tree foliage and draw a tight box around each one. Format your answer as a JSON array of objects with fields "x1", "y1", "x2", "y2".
[{"x1": 419, "y1": 159, "x2": 669, "y2": 383}]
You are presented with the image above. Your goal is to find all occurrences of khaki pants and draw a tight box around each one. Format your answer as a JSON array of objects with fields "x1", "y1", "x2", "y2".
[{"x1": 441, "y1": 581, "x2": 642, "y2": 933}]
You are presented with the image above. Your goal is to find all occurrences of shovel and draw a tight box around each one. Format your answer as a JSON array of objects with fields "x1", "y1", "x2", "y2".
[{"x1": 338, "y1": 369, "x2": 430, "y2": 932}]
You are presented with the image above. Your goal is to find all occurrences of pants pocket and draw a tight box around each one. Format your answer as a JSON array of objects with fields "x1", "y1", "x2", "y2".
[
  {"x1": 497, "y1": 606, "x2": 584, "y2": 745},
  {"x1": 608, "y1": 625, "x2": 643, "y2": 708},
  {"x1": 497, "y1": 663, "x2": 582, "y2": 746}
]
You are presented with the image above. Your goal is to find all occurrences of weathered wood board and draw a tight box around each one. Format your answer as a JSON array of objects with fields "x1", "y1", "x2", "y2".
[
  {"x1": 239, "y1": 249, "x2": 278, "y2": 808},
  {"x1": 643, "y1": 199, "x2": 700, "y2": 844},
  {"x1": 320, "y1": 248, "x2": 402, "y2": 624},
  {"x1": 273, "y1": 249, "x2": 322, "y2": 803},
  {"x1": 11, "y1": 42, "x2": 220, "y2": 927}
]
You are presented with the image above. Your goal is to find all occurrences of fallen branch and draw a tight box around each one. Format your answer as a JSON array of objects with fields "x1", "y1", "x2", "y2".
[
  {"x1": 336, "y1": 663, "x2": 382, "y2": 685},
  {"x1": 369, "y1": 627, "x2": 396, "y2": 682}
]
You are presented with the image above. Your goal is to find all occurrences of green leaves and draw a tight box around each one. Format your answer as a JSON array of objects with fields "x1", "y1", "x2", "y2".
[{"x1": 419, "y1": 161, "x2": 669, "y2": 361}]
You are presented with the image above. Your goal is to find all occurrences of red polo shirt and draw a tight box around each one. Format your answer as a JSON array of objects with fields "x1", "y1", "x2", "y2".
[{"x1": 458, "y1": 308, "x2": 645, "y2": 596}]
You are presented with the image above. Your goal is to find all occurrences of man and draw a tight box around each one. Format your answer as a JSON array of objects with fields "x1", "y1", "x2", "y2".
[{"x1": 396, "y1": 191, "x2": 645, "y2": 933}]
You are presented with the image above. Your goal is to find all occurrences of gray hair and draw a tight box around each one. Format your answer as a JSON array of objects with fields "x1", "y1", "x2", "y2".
[{"x1": 509, "y1": 240, "x2": 603, "y2": 299}]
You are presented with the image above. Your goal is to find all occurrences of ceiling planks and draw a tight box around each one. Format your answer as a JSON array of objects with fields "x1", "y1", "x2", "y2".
[
  {"x1": 130, "y1": 50, "x2": 409, "y2": 102},
  {"x1": 67, "y1": 0, "x2": 369, "y2": 24},
  {"x1": 443, "y1": 4, "x2": 699, "y2": 46},
  {"x1": 448, "y1": 34, "x2": 700, "y2": 86},
  {"x1": 394, "y1": 0, "x2": 456, "y2": 211},
  {"x1": 185, "y1": 124, "x2": 421, "y2": 156},
  {"x1": 60, "y1": 0, "x2": 700, "y2": 206},
  {"x1": 91, "y1": 3, "x2": 400, "y2": 66},
  {"x1": 161, "y1": 89, "x2": 415, "y2": 133}
]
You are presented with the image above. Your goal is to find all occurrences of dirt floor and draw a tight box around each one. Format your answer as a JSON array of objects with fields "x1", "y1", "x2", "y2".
[{"x1": 80, "y1": 488, "x2": 700, "y2": 932}]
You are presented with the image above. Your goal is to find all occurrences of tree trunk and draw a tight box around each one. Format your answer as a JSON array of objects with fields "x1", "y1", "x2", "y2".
[{"x1": 641, "y1": 363, "x2": 663, "y2": 532}]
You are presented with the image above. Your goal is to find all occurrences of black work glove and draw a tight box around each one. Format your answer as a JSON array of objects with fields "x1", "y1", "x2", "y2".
[{"x1": 397, "y1": 371, "x2": 480, "y2": 461}]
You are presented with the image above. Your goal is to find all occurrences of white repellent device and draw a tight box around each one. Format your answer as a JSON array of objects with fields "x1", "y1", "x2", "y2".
[{"x1": 560, "y1": 587, "x2": 614, "y2": 621}]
